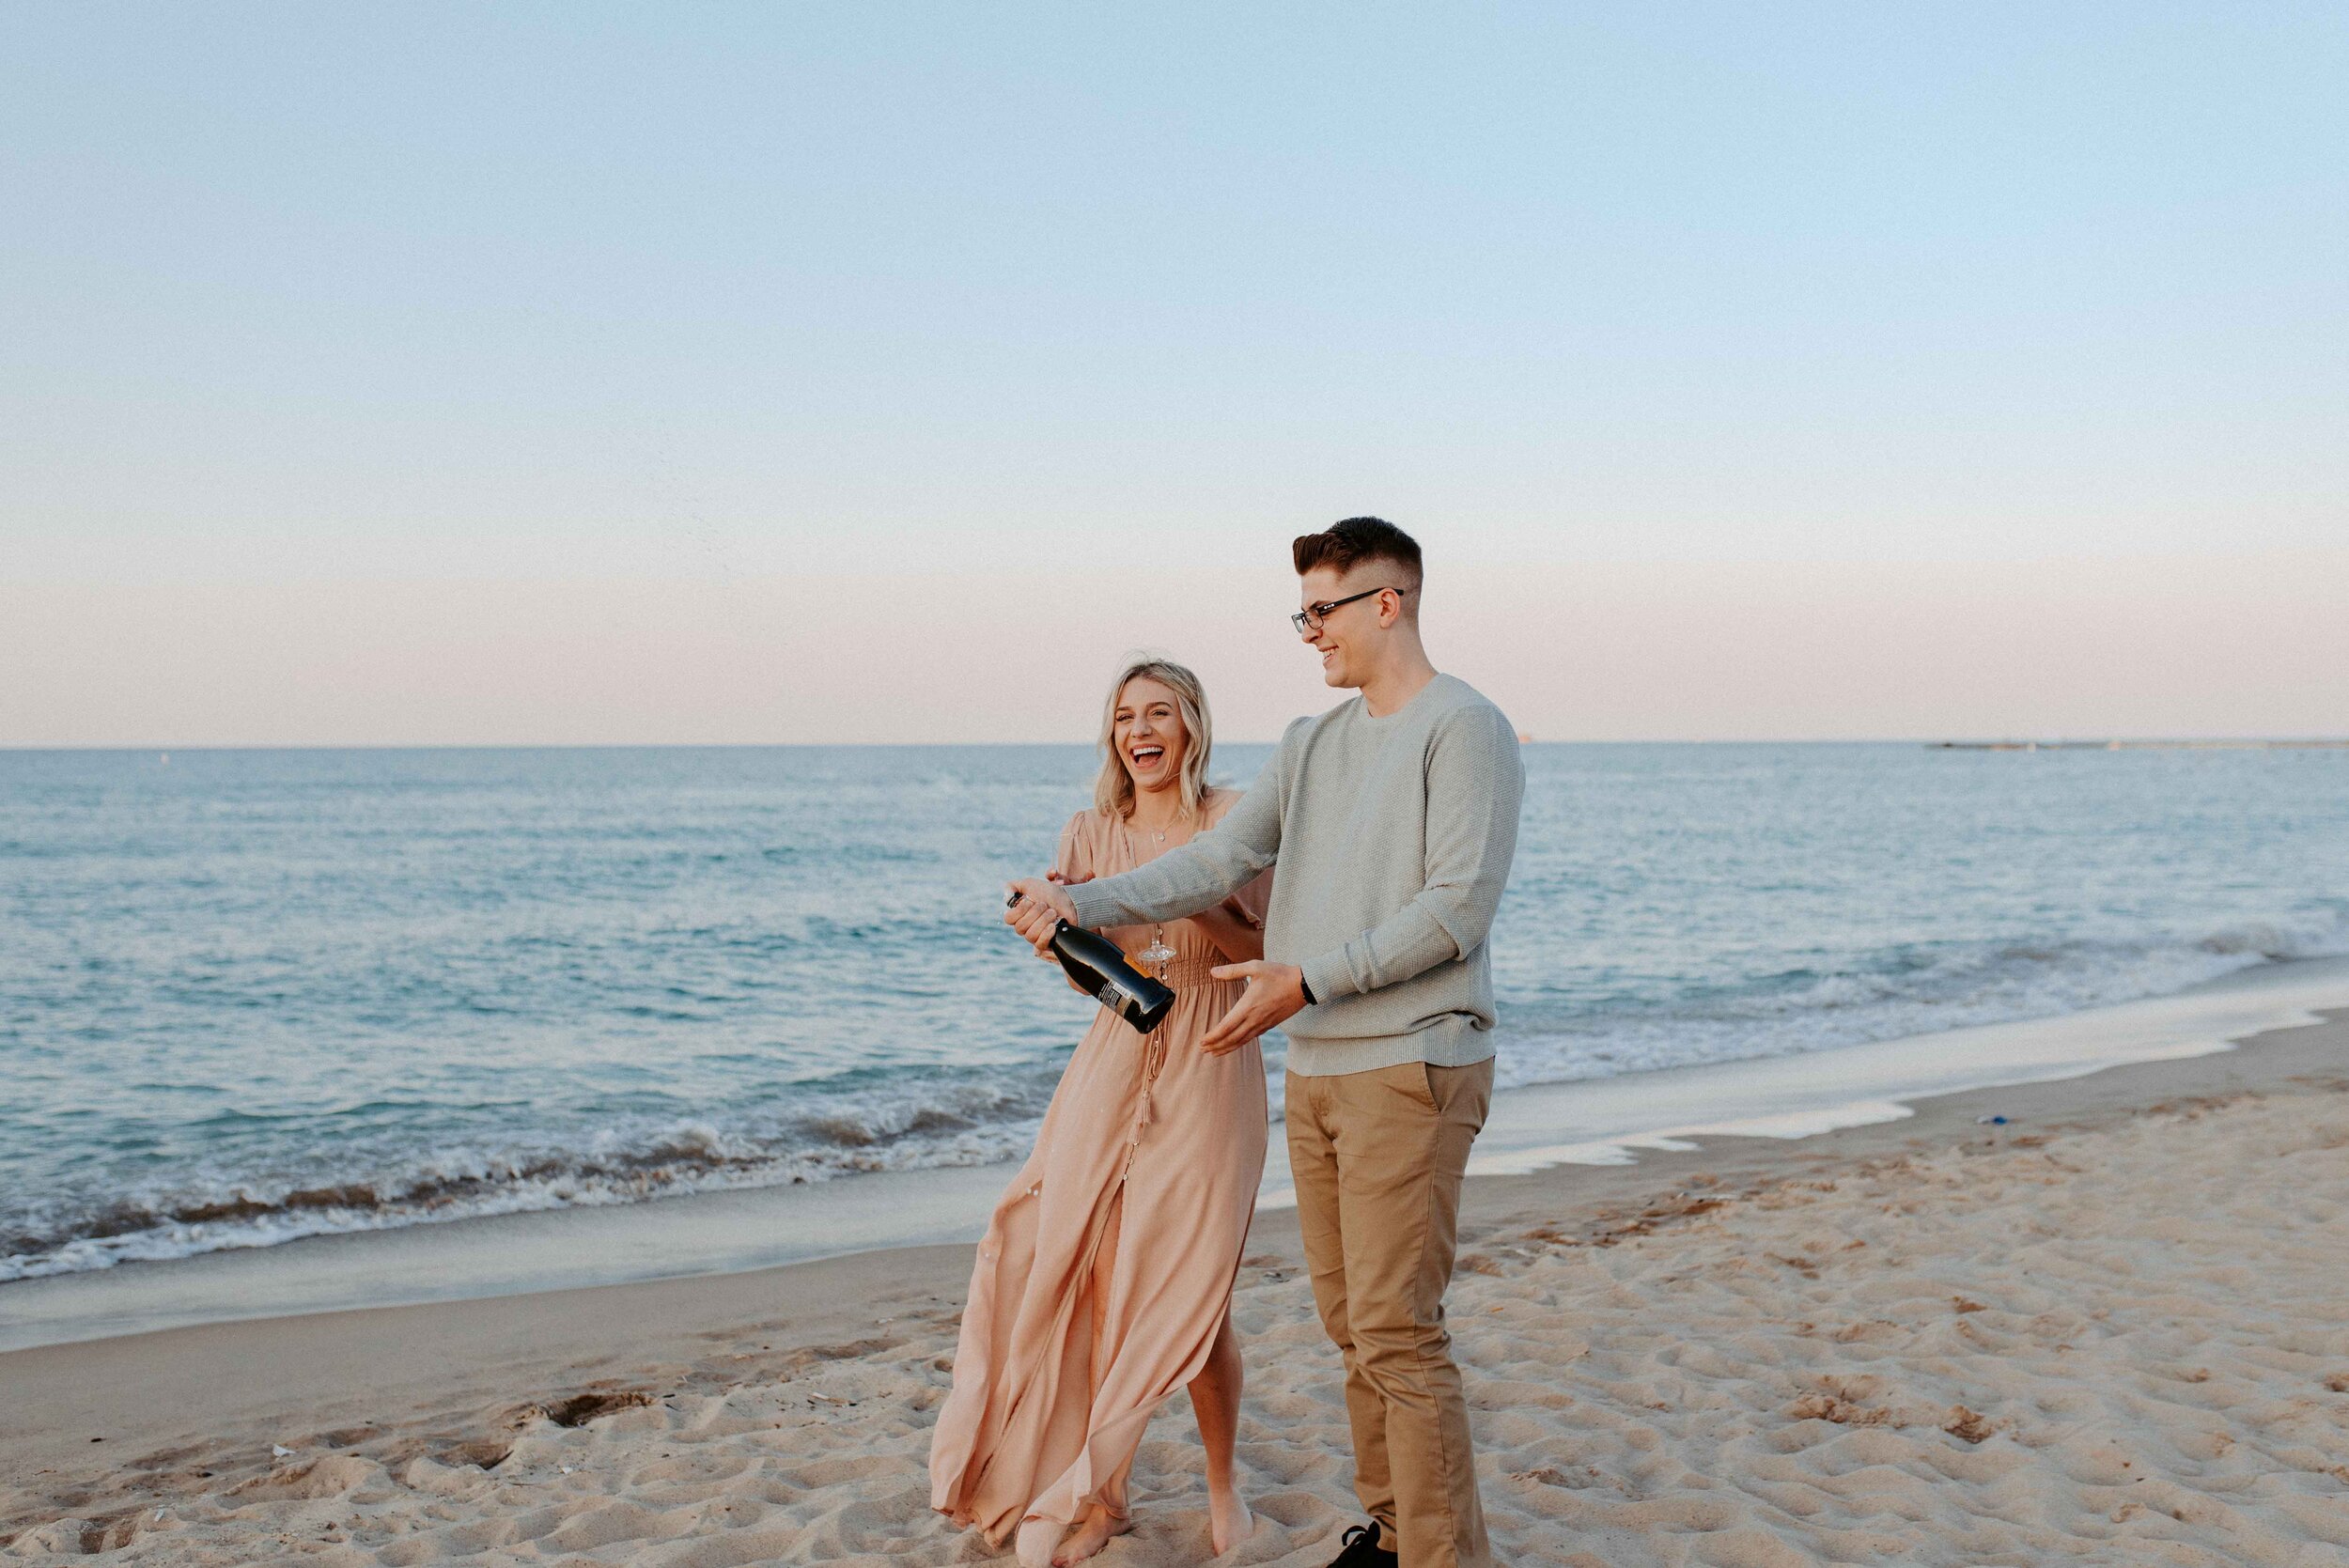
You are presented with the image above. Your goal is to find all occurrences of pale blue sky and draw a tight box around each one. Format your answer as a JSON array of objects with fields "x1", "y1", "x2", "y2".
[{"x1": 3, "y1": 5, "x2": 2344, "y2": 741}]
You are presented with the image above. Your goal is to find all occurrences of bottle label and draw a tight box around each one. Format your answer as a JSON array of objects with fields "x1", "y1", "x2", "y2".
[{"x1": 1096, "y1": 980, "x2": 1132, "y2": 1017}]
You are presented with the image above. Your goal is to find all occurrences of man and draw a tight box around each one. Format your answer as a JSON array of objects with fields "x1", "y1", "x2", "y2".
[{"x1": 1005, "y1": 517, "x2": 1523, "y2": 1568}]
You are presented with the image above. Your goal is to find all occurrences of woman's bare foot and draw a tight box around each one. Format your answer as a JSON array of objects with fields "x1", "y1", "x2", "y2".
[
  {"x1": 1208, "y1": 1489, "x2": 1253, "y2": 1556},
  {"x1": 1050, "y1": 1503, "x2": 1131, "y2": 1566},
  {"x1": 1016, "y1": 1516, "x2": 1064, "y2": 1568}
]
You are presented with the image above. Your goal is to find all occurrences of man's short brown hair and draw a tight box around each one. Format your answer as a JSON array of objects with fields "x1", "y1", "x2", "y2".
[{"x1": 1291, "y1": 516, "x2": 1423, "y2": 594}]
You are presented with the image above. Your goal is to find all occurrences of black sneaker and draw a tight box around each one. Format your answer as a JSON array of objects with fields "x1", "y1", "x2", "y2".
[{"x1": 1328, "y1": 1522, "x2": 1397, "y2": 1567}]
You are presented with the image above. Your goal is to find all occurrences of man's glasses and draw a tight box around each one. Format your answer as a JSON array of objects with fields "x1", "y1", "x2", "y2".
[{"x1": 1291, "y1": 587, "x2": 1403, "y2": 635}]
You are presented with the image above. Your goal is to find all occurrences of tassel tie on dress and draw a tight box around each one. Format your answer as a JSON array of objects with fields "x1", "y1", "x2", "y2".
[
  {"x1": 1127, "y1": 1017, "x2": 1169, "y2": 1163},
  {"x1": 1123, "y1": 951, "x2": 1224, "y2": 1158}
]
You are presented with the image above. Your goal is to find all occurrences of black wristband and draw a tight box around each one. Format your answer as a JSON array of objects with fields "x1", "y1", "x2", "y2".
[{"x1": 1298, "y1": 973, "x2": 1316, "y2": 1006}]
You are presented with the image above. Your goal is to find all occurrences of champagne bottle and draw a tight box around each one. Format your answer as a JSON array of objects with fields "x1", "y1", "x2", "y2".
[{"x1": 1006, "y1": 892, "x2": 1175, "y2": 1034}]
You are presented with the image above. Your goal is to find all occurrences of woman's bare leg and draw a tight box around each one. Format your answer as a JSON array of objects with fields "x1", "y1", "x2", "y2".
[
  {"x1": 1053, "y1": 1196, "x2": 1134, "y2": 1567},
  {"x1": 1190, "y1": 1312, "x2": 1252, "y2": 1553}
]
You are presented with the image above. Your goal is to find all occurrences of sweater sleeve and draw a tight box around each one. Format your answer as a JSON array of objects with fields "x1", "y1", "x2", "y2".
[
  {"x1": 1066, "y1": 755, "x2": 1285, "y2": 929},
  {"x1": 1298, "y1": 704, "x2": 1523, "y2": 1002}
]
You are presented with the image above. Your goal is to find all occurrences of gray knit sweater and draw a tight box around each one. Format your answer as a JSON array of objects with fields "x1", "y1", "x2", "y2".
[{"x1": 1066, "y1": 673, "x2": 1524, "y2": 1077}]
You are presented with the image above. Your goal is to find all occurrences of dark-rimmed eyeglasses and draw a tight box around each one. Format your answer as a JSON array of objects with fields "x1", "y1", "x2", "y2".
[{"x1": 1291, "y1": 587, "x2": 1403, "y2": 635}]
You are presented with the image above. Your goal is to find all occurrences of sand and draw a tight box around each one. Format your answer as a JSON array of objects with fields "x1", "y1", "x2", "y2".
[{"x1": 6, "y1": 1015, "x2": 2349, "y2": 1567}]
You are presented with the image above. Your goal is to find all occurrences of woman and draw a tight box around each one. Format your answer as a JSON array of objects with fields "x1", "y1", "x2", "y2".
[{"x1": 931, "y1": 658, "x2": 1270, "y2": 1567}]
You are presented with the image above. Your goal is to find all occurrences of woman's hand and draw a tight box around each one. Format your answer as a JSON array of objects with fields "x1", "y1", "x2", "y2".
[{"x1": 1199, "y1": 962, "x2": 1306, "y2": 1055}]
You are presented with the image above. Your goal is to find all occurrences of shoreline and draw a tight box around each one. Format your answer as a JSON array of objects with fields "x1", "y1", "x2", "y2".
[
  {"x1": 6, "y1": 999, "x2": 2346, "y2": 1559},
  {"x1": 9, "y1": 952, "x2": 2348, "y2": 1357}
]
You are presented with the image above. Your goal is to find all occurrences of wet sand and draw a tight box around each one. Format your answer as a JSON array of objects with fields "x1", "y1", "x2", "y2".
[{"x1": 5, "y1": 1012, "x2": 2347, "y2": 1565}]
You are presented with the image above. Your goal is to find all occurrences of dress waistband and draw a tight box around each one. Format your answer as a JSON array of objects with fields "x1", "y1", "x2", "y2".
[{"x1": 1125, "y1": 953, "x2": 1234, "y2": 990}]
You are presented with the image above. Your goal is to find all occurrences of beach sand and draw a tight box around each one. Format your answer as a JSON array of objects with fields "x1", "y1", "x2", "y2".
[{"x1": 6, "y1": 1014, "x2": 2348, "y2": 1567}]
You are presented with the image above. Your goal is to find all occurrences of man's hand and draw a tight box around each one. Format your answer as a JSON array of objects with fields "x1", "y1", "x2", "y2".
[
  {"x1": 1003, "y1": 877, "x2": 1078, "y2": 958},
  {"x1": 1199, "y1": 961, "x2": 1308, "y2": 1055}
]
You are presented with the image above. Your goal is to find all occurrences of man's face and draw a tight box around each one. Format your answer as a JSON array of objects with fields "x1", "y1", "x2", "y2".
[{"x1": 1297, "y1": 565, "x2": 1389, "y2": 690}]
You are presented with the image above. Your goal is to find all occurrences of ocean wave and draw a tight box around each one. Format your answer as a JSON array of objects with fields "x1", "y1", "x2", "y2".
[
  {"x1": 0, "y1": 1077, "x2": 1056, "y2": 1283},
  {"x1": 1487, "y1": 910, "x2": 2349, "y2": 1094},
  {"x1": 7, "y1": 912, "x2": 2345, "y2": 1284}
]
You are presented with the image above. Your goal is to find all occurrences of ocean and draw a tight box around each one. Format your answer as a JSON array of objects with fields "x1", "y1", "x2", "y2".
[{"x1": 5, "y1": 741, "x2": 2346, "y2": 1284}]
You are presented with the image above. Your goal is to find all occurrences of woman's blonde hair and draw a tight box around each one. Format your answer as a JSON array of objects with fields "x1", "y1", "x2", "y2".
[{"x1": 1093, "y1": 657, "x2": 1213, "y2": 823}]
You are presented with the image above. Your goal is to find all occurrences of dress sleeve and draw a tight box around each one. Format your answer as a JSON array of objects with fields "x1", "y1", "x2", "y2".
[
  {"x1": 1053, "y1": 811, "x2": 1096, "y2": 883},
  {"x1": 1227, "y1": 868, "x2": 1272, "y2": 929},
  {"x1": 1209, "y1": 792, "x2": 1271, "y2": 928}
]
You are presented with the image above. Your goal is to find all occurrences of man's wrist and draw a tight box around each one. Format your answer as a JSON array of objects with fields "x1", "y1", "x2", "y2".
[
  {"x1": 1295, "y1": 967, "x2": 1316, "y2": 1007},
  {"x1": 1064, "y1": 879, "x2": 1108, "y2": 929},
  {"x1": 1298, "y1": 952, "x2": 1350, "y2": 1006}
]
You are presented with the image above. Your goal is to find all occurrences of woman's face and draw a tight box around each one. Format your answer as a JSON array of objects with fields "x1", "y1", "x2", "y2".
[{"x1": 1113, "y1": 676, "x2": 1190, "y2": 797}]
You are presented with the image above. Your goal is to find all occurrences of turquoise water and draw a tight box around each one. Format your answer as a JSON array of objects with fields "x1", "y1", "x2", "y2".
[{"x1": 4, "y1": 742, "x2": 2344, "y2": 1281}]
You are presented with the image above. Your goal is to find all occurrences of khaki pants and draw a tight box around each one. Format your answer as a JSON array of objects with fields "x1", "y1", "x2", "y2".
[{"x1": 1286, "y1": 1059, "x2": 1495, "y2": 1568}]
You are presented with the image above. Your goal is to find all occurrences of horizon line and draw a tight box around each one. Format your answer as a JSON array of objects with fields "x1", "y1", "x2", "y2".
[{"x1": 7, "y1": 736, "x2": 2348, "y2": 755}]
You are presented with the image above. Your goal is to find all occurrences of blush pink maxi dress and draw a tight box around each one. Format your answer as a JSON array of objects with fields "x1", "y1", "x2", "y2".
[{"x1": 931, "y1": 794, "x2": 1272, "y2": 1544}]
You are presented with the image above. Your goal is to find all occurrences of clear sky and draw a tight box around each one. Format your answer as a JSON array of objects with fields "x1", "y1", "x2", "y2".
[{"x1": 4, "y1": 4, "x2": 2343, "y2": 743}]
